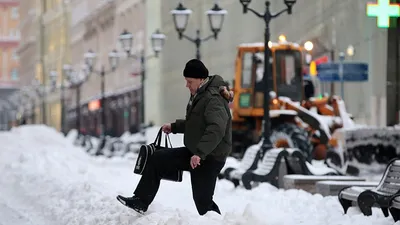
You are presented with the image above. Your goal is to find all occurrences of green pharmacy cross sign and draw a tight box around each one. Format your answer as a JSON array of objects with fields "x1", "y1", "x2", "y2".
[{"x1": 367, "y1": 0, "x2": 400, "y2": 28}]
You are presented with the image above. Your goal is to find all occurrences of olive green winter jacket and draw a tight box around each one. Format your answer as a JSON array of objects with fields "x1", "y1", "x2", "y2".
[{"x1": 171, "y1": 75, "x2": 232, "y2": 162}]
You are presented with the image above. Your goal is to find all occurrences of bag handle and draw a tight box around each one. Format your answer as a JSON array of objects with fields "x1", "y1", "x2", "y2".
[
  {"x1": 164, "y1": 134, "x2": 173, "y2": 148},
  {"x1": 153, "y1": 127, "x2": 173, "y2": 148},
  {"x1": 153, "y1": 127, "x2": 163, "y2": 146}
]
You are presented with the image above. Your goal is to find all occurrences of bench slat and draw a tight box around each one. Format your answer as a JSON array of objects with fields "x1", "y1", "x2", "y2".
[
  {"x1": 389, "y1": 166, "x2": 400, "y2": 173},
  {"x1": 387, "y1": 171, "x2": 400, "y2": 178},
  {"x1": 382, "y1": 182, "x2": 400, "y2": 188},
  {"x1": 379, "y1": 184, "x2": 400, "y2": 194},
  {"x1": 384, "y1": 177, "x2": 400, "y2": 183},
  {"x1": 340, "y1": 187, "x2": 366, "y2": 201}
]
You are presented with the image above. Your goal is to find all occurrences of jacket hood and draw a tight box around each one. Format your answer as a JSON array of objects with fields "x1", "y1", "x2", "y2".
[{"x1": 199, "y1": 75, "x2": 234, "y2": 102}]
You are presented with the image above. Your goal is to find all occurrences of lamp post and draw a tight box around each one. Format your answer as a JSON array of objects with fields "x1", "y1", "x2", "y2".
[
  {"x1": 337, "y1": 45, "x2": 356, "y2": 101},
  {"x1": 0, "y1": 100, "x2": 10, "y2": 129},
  {"x1": 84, "y1": 49, "x2": 119, "y2": 141},
  {"x1": 49, "y1": 69, "x2": 67, "y2": 134},
  {"x1": 119, "y1": 29, "x2": 166, "y2": 129},
  {"x1": 239, "y1": 0, "x2": 297, "y2": 151},
  {"x1": 28, "y1": 88, "x2": 37, "y2": 124},
  {"x1": 0, "y1": 103, "x2": 3, "y2": 130},
  {"x1": 17, "y1": 90, "x2": 32, "y2": 125},
  {"x1": 49, "y1": 70, "x2": 58, "y2": 92},
  {"x1": 338, "y1": 52, "x2": 345, "y2": 101},
  {"x1": 26, "y1": 84, "x2": 38, "y2": 124},
  {"x1": 170, "y1": 1, "x2": 227, "y2": 60},
  {"x1": 32, "y1": 78, "x2": 47, "y2": 124},
  {"x1": 63, "y1": 64, "x2": 89, "y2": 136},
  {"x1": 5, "y1": 94, "x2": 19, "y2": 127}
]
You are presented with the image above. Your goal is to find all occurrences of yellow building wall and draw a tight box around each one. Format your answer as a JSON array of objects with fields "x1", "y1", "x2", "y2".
[
  {"x1": 49, "y1": 102, "x2": 61, "y2": 130},
  {"x1": 39, "y1": 0, "x2": 69, "y2": 130}
]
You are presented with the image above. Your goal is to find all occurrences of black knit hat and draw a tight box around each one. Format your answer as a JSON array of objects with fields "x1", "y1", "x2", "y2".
[{"x1": 183, "y1": 59, "x2": 209, "y2": 79}]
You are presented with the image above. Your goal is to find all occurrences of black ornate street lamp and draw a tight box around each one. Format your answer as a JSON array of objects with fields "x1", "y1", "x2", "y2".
[
  {"x1": 170, "y1": 2, "x2": 227, "y2": 60},
  {"x1": 49, "y1": 70, "x2": 58, "y2": 92},
  {"x1": 31, "y1": 78, "x2": 47, "y2": 124},
  {"x1": 5, "y1": 93, "x2": 20, "y2": 127},
  {"x1": 238, "y1": 0, "x2": 296, "y2": 151},
  {"x1": 0, "y1": 100, "x2": 12, "y2": 129},
  {"x1": 63, "y1": 64, "x2": 89, "y2": 136},
  {"x1": 84, "y1": 49, "x2": 119, "y2": 144},
  {"x1": 20, "y1": 90, "x2": 34, "y2": 124},
  {"x1": 0, "y1": 101, "x2": 5, "y2": 130},
  {"x1": 49, "y1": 69, "x2": 67, "y2": 134},
  {"x1": 119, "y1": 29, "x2": 166, "y2": 130}
]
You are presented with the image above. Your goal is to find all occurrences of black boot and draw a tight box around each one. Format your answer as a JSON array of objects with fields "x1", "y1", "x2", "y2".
[{"x1": 116, "y1": 195, "x2": 148, "y2": 214}]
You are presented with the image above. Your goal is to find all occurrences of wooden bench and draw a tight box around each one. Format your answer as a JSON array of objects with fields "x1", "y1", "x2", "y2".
[
  {"x1": 338, "y1": 158, "x2": 400, "y2": 218},
  {"x1": 82, "y1": 135, "x2": 94, "y2": 152},
  {"x1": 220, "y1": 143, "x2": 262, "y2": 187},
  {"x1": 389, "y1": 196, "x2": 400, "y2": 222},
  {"x1": 241, "y1": 148, "x2": 288, "y2": 189},
  {"x1": 285, "y1": 148, "x2": 339, "y2": 175},
  {"x1": 283, "y1": 174, "x2": 365, "y2": 194},
  {"x1": 316, "y1": 180, "x2": 379, "y2": 197}
]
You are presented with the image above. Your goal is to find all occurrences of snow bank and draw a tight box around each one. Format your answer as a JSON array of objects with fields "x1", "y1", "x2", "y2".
[{"x1": 0, "y1": 125, "x2": 393, "y2": 225}]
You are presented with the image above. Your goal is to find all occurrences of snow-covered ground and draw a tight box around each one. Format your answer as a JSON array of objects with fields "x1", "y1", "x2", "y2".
[{"x1": 0, "y1": 125, "x2": 395, "y2": 225}]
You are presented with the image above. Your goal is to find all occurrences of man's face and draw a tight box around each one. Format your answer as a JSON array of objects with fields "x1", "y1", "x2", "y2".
[{"x1": 185, "y1": 77, "x2": 203, "y2": 95}]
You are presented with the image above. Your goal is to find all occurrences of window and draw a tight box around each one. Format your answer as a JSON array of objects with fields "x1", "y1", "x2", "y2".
[
  {"x1": 241, "y1": 52, "x2": 253, "y2": 88},
  {"x1": 11, "y1": 7, "x2": 19, "y2": 19},
  {"x1": 274, "y1": 49, "x2": 303, "y2": 101},
  {"x1": 284, "y1": 55, "x2": 296, "y2": 85},
  {"x1": 274, "y1": 50, "x2": 301, "y2": 86},
  {"x1": 9, "y1": 29, "x2": 16, "y2": 37},
  {"x1": 12, "y1": 50, "x2": 18, "y2": 61},
  {"x1": 2, "y1": 50, "x2": 7, "y2": 81},
  {"x1": 11, "y1": 68, "x2": 18, "y2": 80}
]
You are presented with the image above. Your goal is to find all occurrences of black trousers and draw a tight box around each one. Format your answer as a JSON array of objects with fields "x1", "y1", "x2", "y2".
[{"x1": 134, "y1": 147, "x2": 225, "y2": 215}]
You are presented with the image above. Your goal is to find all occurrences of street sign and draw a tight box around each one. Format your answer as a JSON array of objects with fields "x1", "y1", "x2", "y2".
[
  {"x1": 316, "y1": 62, "x2": 369, "y2": 82},
  {"x1": 367, "y1": 0, "x2": 400, "y2": 28}
]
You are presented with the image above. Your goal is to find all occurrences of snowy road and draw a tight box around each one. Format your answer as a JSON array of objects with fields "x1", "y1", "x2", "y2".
[{"x1": 0, "y1": 125, "x2": 395, "y2": 225}]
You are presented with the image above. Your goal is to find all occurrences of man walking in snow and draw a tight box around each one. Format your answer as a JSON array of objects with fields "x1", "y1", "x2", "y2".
[{"x1": 117, "y1": 59, "x2": 233, "y2": 216}]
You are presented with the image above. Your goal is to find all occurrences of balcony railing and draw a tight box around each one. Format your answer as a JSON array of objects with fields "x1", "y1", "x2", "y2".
[{"x1": 0, "y1": 0, "x2": 19, "y2": 6}]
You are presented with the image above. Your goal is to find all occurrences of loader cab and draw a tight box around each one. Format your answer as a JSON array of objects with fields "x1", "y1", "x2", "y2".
[
  {"x1": 233, "y1": 41, "x2": 305, "y2": 118},
  {"x1": 273, "y1": 47, "x2": 303, "y2": 101}
]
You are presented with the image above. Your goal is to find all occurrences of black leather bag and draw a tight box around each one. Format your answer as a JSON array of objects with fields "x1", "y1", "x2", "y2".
[{"x1": 133, "y1": 128, "x2": 183, "y2": 182}]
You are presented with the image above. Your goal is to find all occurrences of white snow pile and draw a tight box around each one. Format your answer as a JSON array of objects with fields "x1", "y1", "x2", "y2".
[{"x1": 0, "y1": 125, "x2": 394, "y2": 225}]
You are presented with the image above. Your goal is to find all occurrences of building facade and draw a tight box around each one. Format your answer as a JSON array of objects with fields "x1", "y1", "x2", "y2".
[
  {"x1": 0, "y1": 0, "x2": 20, "y2": 130},
  {"x1": 65, "y1": 0, "x2": 152, "y2": 136},
  {"x1": 17, "y1": 0, "x2": 38, "y2": 124},
  {"x1": 18, "y1": 0, "x2": 70, "y2": 128},
  {"x1": 158, "y1": 0, "x2": 398, "y2": 127},
  {"x1": 16, "y1": 0, "x2": 399, "y2": 134},
  {"x1": 0, "y1": 0, "x2": 20, "y2": 92}
]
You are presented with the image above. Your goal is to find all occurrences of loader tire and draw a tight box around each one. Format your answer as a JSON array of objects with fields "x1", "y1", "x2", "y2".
[
  {"x1": 350, "y1": 144, "x2": 374, "y2": 165},
  {"x1": 375, "y1": 145, "x2": 397, "y2": 164},
  {"x1": 270, "y1": 123, "x2": 313, "y2": 162}
]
